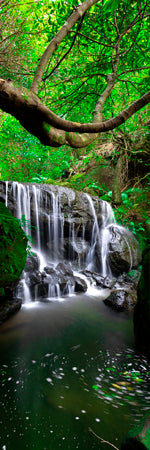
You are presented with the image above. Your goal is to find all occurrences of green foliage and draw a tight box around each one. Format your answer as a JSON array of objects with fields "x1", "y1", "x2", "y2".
[
  {"x1": 0, "y1": 113, "x2": 72, "y2": 183},
  {"x1": 40, "y1": 0, "x2": 150, "y2": 128},
  {"x1": 0, "y1": 0, "x2": 149, "y2": 257},
  {"x1": 0, "y1": 203, "x2": 27, "y2": 289},
  {"x1": 1, "y1": 0, "x2": 149, "y2": 130}
]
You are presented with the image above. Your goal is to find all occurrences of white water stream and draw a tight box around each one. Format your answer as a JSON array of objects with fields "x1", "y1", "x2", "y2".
[{"x1": 85, "y1": 194, "x2": 115, "y2": 276}]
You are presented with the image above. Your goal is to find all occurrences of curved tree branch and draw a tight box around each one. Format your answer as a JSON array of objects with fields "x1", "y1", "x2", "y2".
[{"x1": 0, "y1": 79, "x2": 149, "y2": 148}]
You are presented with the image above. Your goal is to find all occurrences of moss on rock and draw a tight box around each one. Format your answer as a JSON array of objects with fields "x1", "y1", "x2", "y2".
[{"x1": 0, "y1": 202, "x2": 27, "y2": 289}]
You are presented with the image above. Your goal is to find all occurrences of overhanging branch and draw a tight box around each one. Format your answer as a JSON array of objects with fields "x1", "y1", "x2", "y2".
[{"x1": 0, "y1": 79, "x2": 149, "y2": 148}]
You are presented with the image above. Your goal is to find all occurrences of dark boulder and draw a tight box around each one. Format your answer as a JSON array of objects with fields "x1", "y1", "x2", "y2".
[
  {"x1": 107, "y1": 225, "x2": 142, "y2": 276},
  {"x1": 25, "y1": 253, "x2": 40, "y2": 272},
  {"x1": 103, "y1": 274, "x2": 138, "y2": 311},
  {"x1": 26, "y1": 271, "x2": 42, "y2": 286},
  {"x1": 0, "y1": 297, "x2": 22, "y2": 324},
  {"x1": 74, "y1": 276, "x2": 87, "y2": 293},
  {"x1": 133, "y1": 245, "x2": 150, "y2": 349},
  {"x1": 104, "y1": 287, "x2": 136, "y2": 311}
]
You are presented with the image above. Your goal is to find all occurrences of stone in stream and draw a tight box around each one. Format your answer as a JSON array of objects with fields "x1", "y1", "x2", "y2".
[
  {"x1": 103, "y1": 272, "x2": 140, "y2": 311},
  {"x1": 104, "y1": 287, "x2": 136, "y2": 311}
]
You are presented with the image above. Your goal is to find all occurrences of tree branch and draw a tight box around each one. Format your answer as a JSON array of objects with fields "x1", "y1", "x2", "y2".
[
  {"x1": 0, "y1": 79, "x2": 149, "y2": 149},
  {"x1": 43, "y1": 14, "x2": 85, "y2": 82},
  {"x1": 30, "y1": 0, "x2": 100, "y2": 94},
  {"x1": 68, "y1": 30, "x2": 114, "y2": 47},
  {"x1": 119, "y1": 66, "x2": 150, "y2": 76}
]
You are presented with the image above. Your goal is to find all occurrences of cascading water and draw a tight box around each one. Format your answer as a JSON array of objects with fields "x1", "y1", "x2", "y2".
[
  {"x1": 85, "y1": 194, "x2": 115, "y2": 276},
  {"x1": 0, "y1": 181, "x2": 134, "y2": 303}
]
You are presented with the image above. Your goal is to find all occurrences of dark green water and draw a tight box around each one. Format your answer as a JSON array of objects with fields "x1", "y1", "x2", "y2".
[{"x1": 0, "y1": 294, "x2": 150, "y2": 450}]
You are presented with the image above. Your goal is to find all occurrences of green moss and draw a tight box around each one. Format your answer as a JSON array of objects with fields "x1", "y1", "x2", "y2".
[
  {"x1": 0, "y1": 202, "x2": 27, "y2": 289},
  {"x1": 43, "y1": 122, "x2": 51, "y2": 133},
  {"x1": 58, "y1": 135, "x2": 63, "y2": 143}
]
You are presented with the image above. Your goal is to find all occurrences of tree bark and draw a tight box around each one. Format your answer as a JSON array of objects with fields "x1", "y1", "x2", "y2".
[
  {"x1": 112, "y1": 155, "x2": 122, "y2": 205},
  {"x1": 0, "y1": 79, "x2": 149, "y2": 148}
]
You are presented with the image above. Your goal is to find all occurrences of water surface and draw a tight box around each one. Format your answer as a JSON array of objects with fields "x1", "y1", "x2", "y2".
[{"x1": 0, "y1": 294, "x2": 150, "y2": 449}]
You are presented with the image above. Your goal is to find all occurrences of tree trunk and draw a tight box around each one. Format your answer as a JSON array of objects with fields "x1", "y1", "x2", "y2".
[{"x1": 112, "y1": 156, "x2": 122, "y2": 205}]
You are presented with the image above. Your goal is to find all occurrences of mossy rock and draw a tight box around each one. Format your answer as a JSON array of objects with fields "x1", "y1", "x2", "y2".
[{"x1": 0, "y1": 202, "x2": 27, "y2": 289}]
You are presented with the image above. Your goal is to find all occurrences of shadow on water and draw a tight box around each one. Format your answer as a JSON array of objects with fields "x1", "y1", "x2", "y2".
[{"x1": 0, "y1": 294, "x2": 150, "y2": 450}]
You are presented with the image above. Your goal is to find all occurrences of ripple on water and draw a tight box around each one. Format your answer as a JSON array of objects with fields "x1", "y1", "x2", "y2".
[{"x1": 0, "y1": 344, "x2": 150, "y2": 449}]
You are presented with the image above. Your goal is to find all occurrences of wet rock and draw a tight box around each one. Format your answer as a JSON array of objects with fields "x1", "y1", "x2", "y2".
[
  {"x1": 35, "y1": 282, "x2": 48, "y2": 298},
  {"x1": 104, "y1": 289, "x2": 136, "y2": 311},
  {"x1": 25, "y1": 253, "x2": 40, "y2": 272},
  {"x1": 55, "y1": 262, "x2": 73, "y2": 276},
  {"x1": 26, "y1": 271, "x2": 42, "y2": 286},
  {"x1": 104, "y1": 279, "x2": 137, "y2": 311},
  {"x1": 74, "y1": 277, "x2": 87, "y2": 293},
  {"x1": 81, "y1": 270, "x2": 116, "y2": 289},
  {"x1": 44, "y1": 266, "x2": 56, "y2": 275},
  {"x1": 82, "y1": 269, "x2": 103, "y2": 283},
  {"x1": 108, "y1": 225, "x2": 142, "y2": 276},
  {"x1": 0, "y1": 297, "x2": 22, "y2": 324},
  {"x1": 103, "y1": 276, "x2": 116, "y2": 288}
]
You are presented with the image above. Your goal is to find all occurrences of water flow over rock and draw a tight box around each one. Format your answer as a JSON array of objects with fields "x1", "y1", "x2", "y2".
[{"x1": 0, "y1": 181, "x2": 141, "y2": 302}]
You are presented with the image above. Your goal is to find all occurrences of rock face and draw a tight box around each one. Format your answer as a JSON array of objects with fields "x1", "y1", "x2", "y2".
[
  {"x1": 0, "y1": 201, "x2": 27, "y2": 290},
  {"x1": 133, "y1": 245, "x2": 150, "y2": 349},
  {"x1": 0, "y1": 298, "x2": 22, "y2": 324}
]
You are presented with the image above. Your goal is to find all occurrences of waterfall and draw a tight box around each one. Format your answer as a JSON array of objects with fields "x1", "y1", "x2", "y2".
[
  {"x1": 1, "y1": 180, "x2": 134, "y2": 303},
  {"x1": 5, "y1": 181, "x2": 8, "y2": 207},
  {"x1": 85, "y1": 194, "x2": 115, "y2": 276}
]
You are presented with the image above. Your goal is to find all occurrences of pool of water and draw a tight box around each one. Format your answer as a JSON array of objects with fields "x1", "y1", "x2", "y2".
[{"x1": 0, "y1": 294, "x2": 150, "y2": 450}]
